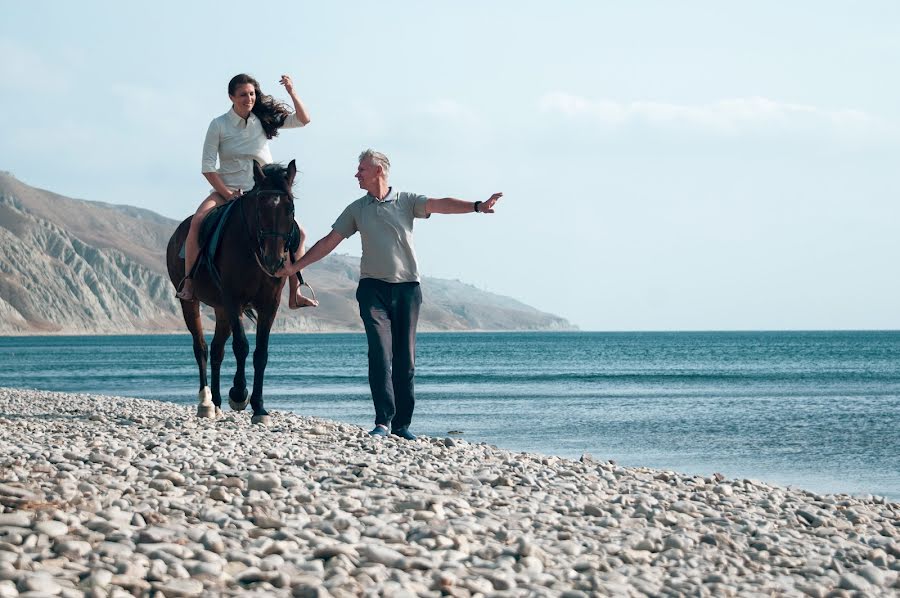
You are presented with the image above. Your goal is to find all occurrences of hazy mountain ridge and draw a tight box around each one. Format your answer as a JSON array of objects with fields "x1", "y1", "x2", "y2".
[{"x1": 0, "y1": 172, "x2": 575, "y2": 334}]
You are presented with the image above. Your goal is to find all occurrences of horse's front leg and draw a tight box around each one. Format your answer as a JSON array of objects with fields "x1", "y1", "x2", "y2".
[
  {"x1": 226, "y1": 303, "x2": 250, "y2": 412},
  {"x1": 209, "y1": 309, "x2": 232, "y2": 417},
  {"x1": 249, "y1": 306, "x2": 278, "y2": 425}
]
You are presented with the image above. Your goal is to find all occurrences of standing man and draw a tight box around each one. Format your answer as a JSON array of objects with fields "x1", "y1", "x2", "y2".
[{"x1": 277, "y1": 149, "x2": 502, "y2": 439}]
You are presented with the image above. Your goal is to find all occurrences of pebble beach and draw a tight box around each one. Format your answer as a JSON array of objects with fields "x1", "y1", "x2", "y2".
[{"x1": 0, "y1": 387, "x2": 897, "y2": 597}]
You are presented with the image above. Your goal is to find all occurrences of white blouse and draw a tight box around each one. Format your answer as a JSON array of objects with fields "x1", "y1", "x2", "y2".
[{"x1": 201, "y1": 108, "x2": 305, "y2": 192}]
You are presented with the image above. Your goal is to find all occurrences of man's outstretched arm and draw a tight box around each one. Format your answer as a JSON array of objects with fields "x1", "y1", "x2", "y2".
[
  {"x1": 425, "y1": 192, "x2": 503, "y2": 215},
  {"x1": 277, "y1": 229, "x2": 344, "y2": 277}
]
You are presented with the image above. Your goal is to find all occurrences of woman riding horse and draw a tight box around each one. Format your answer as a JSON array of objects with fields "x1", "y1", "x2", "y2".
[{"x1": 177, "y1": 72, "x2": 316, "y2": 309}]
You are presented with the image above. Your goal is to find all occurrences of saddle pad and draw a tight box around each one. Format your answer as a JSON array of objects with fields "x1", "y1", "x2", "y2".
[
  {"x1": 202, "y1": 201, "x2": 239, "y2": 260},
  {"x1": 178, "y1": 200, "x2": 239, "y2": 260}
]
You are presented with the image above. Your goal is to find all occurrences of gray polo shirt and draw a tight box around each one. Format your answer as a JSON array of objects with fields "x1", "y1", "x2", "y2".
[{"x1": 332, "y1": 189, "x2": 430, "y2": 283}]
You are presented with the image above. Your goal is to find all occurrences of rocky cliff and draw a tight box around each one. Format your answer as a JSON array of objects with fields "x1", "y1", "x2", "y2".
[{"x1": 0, "y1": 172, "x2": 574, "y2": 334}]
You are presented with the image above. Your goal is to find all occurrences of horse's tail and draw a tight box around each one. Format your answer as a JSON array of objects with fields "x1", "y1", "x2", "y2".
[{"x1": 243, "y1": 307, "x2": 258, "y2": 325}]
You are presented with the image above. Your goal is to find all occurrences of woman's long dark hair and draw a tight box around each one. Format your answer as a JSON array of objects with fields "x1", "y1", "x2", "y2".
[{"x1": 228, "y1": 74, "x2": 290, "y2": 139}]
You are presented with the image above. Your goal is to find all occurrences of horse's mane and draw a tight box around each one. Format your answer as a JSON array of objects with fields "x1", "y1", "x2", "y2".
[
  {"x1": 253, "y1": 163, "x2": 294, "y2": 193},
  {"x1": 260, "y1": 162, "x2": 288, "y2": 178}
]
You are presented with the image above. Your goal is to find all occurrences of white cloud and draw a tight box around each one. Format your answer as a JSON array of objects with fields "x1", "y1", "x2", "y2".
[{"x1": 539, "y1": 92, "x2": 875, "y2": 135}]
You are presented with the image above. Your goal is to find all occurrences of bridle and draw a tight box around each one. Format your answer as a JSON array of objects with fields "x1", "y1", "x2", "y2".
[{"x1": 238, "y1": 188, "x2": 296, "y2": 278}]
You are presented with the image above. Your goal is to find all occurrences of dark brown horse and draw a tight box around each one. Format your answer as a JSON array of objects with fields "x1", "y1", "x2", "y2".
[{"x1": 166, "y1": 161, "x2": 297, "y2": 424}]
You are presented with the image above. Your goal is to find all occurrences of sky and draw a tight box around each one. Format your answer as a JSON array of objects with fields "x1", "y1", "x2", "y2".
[{"x1": 1, "y1": 2, "x2": 898, "y2": 331}]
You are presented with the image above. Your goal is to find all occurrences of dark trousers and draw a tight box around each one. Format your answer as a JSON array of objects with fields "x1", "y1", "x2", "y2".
[{"x1": 356, "y1": 278, "x2": 422, "y2": 430}]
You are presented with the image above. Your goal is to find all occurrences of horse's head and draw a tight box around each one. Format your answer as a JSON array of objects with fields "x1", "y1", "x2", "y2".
[{"x1": 248, "y1": 160, "x2": 297, "y2": 276}]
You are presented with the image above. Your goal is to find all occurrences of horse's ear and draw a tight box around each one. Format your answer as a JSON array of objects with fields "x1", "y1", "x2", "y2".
[
  {"x1": 253, "y1": 161, "x2": 265, "y2": 186},
  {"x1": 286, "y1": 159, "x2": 297, "y2": 187}
]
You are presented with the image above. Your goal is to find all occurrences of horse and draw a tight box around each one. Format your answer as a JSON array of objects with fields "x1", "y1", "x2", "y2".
[{"x1": 166, "y1": 160, "x2": 297, "y2": 425}]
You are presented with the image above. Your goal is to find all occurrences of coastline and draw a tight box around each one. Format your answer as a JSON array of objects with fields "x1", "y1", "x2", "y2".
[
  {"x1": 4, "y1": 328, "x2": 899, "y2": 338},
  {"x1": 0, "y1": 329, "x2": 579, "y2": 338},
  {"x1": 0, "y1": 388, "x2": 897, "y2": 596}
]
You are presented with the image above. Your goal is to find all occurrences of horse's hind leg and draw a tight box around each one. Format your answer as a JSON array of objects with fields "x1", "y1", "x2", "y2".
[
  {"x1": 209, "y1": 309, "x2": 232, "y2": 416},
  {"x1": 180, "y1": 300, "x2": 214, "y2": 418}
]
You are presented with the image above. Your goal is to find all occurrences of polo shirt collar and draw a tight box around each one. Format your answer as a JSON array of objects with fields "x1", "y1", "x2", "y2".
[
  {"x1": 367, "y1": 188, "x2": 396, "y2": 204},
  {"x1": 227, "y1": 107, "x2": 257, "y2": 127}
]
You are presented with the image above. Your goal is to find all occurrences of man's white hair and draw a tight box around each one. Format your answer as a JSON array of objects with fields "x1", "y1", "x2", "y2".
[{"x1": 359, "y1": 149, "x2": 390, "y2": 176}]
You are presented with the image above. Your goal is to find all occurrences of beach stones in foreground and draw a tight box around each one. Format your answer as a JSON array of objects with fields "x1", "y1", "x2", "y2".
[{"x1": 0, "y1": 387, "x2": 897, "y2": 596}]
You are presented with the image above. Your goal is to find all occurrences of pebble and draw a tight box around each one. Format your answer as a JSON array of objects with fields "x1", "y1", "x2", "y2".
[
  {"x1": 34, "y1": 521, "x2": 68, "y2": 538},
  {"x1": 54, "y1": 540, "x2": 92, "y2": 558},
  {"x1": 86, "y1": 568, "x2": 113, "y2": 589},
  {"x1": 0, "y1": 387, "x2": 895, "y2": 597},
  {"x1": 838, "y1": 572, "x2": 872, "y2": 592},
  {"x1": 0, "y1": 516, "x2": 30, "y2": 529},
  {"x1": 248, "y1": 473, "x2": 281, "y2": 492},
  {"x1": 856, "y1": 565, "x2": 885, "y2": 587},
  {"x1": 152, "y1": 578, "x2": 204, "y2": 596},
  {"x1": 360, "y1": 544, "x2": 405, "y2": 568},
  {"x1": 0, "y1": 581, "x2": 16, "y2": 598},
  {"x1": 209, "y1": 486, "x2": 230, "y2": 502},
  {"x1": 18, "y1": 571, "x2": 62, "y2": 595}
]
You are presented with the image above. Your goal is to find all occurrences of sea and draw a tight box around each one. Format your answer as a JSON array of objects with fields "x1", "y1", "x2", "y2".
[{"x1": 0, "y1": 331, "x2": 897, "y2": 501}]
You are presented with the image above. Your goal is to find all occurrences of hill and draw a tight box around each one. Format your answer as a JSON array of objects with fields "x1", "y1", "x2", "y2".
[{"x1": 0, "y1": 172, "x2": 574, "y2": 334}]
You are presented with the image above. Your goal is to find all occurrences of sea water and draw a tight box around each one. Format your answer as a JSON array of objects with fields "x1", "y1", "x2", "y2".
[{"x1": 1, "y1": 331, "x2": 897, "y2": 500}]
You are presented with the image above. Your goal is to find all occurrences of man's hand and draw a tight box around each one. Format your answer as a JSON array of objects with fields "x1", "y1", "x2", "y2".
[
  {"x1": 276, "y1": 262, "x2": 297, "y2": 278},
  {"x1": 478, "y1": 192, "x2": 503, "y2": 213},
  {"x1": 426, "y1": 193, "x2": 506, "y2": 215}
]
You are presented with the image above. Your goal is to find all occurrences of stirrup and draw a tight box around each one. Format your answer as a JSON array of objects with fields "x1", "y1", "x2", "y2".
[
  {"x1": 289, "y1": 277, "x2": 317, "y2": 309},
  {"x1": 300, "y1": 280, "x2": 317, "y2": 303}
]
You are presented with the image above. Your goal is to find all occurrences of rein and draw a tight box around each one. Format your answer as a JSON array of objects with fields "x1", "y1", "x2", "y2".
[{"x1": 237, "y1": 189, "x2": 295, "y2": 278}]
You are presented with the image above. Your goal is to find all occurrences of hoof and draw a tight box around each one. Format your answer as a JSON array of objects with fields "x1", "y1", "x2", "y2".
[
  {"x1": 197, "y1": 387, "x2": 215, "y2": 418},
  {"x1": 251, "y1": 414, "x2": 270, "y2": 426},
  {"x1": 228, "y1": 387, "x2": 249, "y2": 411},
  {"x1": 229, "y1": 398, "x2": 249, "y2": 411},
  {"x1": 215, "y1": 407, "x2": 223, "y2": 418}
]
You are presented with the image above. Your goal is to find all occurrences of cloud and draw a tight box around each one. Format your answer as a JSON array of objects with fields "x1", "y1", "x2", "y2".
[{"x1": 538, "y1": 92, "x2": 876, "y2": 135}]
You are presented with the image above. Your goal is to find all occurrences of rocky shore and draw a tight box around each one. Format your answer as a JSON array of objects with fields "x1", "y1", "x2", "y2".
[{"x1": 0, "y1": 388, "x2": 897, "y2": 597}]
